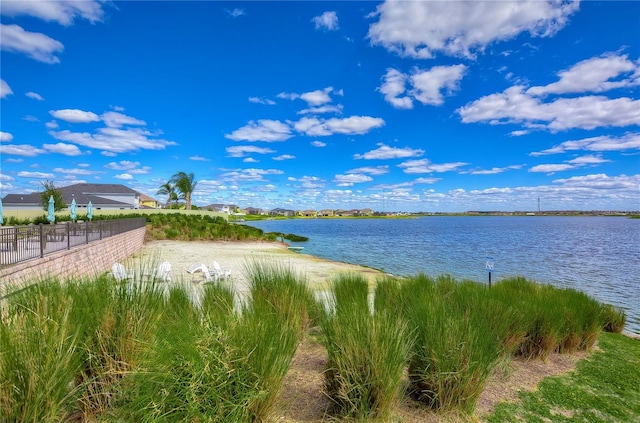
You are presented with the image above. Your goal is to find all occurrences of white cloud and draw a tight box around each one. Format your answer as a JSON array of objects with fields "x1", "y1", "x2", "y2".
[
  {"x1": 297, "y1": 104, "x2": 343, "y2": 115},
  {"x1": 529, "y1": 154, "x2": 609, "y2": 174},
  {"x1": 0, "y1": 173, "x2": 15, "y2": 182},
  {"x1": 278, "y1": 86, "x2": 340, "y2": 108},
  {"x1": 1, "y1": 144, "x2": 46, "y2": 156},
  {"x1": 225, "y1": 119, "x2": 293, "y2": 142},
  {"x1": 312, "y1": 11, "x2": 339, "y2": 31},
  {"x1": 105, "y1": 161, "x2": 141, "y2": 171},
  {"x1": 25, "y1": 91, "x2": 44, "y2": 101},
  {"x1": 226, "y1": 8, "x2": 245, "y2": 18},
  {"x1": 43, "y1": 142, "x2": 82, "y2": 156},
  {"x1": 567, "y1": 155, "x2": 610, "y2": 165},
  {"x1": 529, "y1": 163, "x2": 577, "y2": 173},
  {"x1": 101, "y1": 111, "x2": 146, "y2": 128},
  {"x1": 52, "y1": 167, "x2": 98, "y2": 175},
  {"x1": 410, "y1": 65, "x2": 467, "y2": 106},
  {"x1": 221, "y1": 168, "x2": 284, "y2": 182},
  {"x1": 527, "y1": 52, "x2": 640, "y2": 96},
  {"x1": 46, "y1": 120, "x2": 59, "y2": 129},
  {"x1": 1, "y1": 79, "x2": 13, "y2": 99},
  {"x1": 0, "y1": 24, "x2": 64, "y2": 64},
  {"x1": 334, "y1": 173, "x2": 374, "y2": 186},
  {"x1": 458, "y1": 86, "x2": 640, "y2": 131},
  {"x1": 50, "y1": 108, "x2": 100, "y2": 123},
  {"x1": 347, "y1": 166, "x2": 390, "y2": 175},
  {"x1": 531, "y1": 133, "x2": 640, "y2": 156},
  {"x1": 115, "y1": 173, "x2": 134, "y2": 180},
  {"x1": 248, "y1": 97, "x2": 276, "y2": 105},
  {"x1": 273, "y1": 154, "x2": 295, "y2": 161},
  {"x1": 378, "y1": 69, "x2": 413, "y2": 109},
  {"x1": 0, "y1": 131, "x2": 13, "y2": 142},
  {"x1": 0, "y1": 0, "x2": 105, "y2": 25},
  {"x1": 17, "y1": 171, "x2": 54, "y2": 178},
  {"x1": 227, "y1": 145, "x2": 276, "y2": 157},
  {"x1": 189, "y1": 156, "x2": 210, "y2": 162},
  {"x1": 552, "y1": 173, "x2": 638, "y2": 191},
  {"x1": 243, "y1": 157, "x2": 259, "y2": 163},
  {"x1": 294, "y1": 116, "x2": 385, "y2": 136},
  {"x1": 49, "y1": 127, "x2": 177, "y2": 153},
  {"x1": 399, "y1": 159, "x2": 468, "y2": 174},
  {"x1": 367, "y1": 1, "x2": 579, "y2": 59},
  {"x1": 468, "y1": 165, "x2": 524, "y2": 175},
  {"x1": 311, "y1": 140, "x2": 326, "y2": 147},
  {"x1": 380, "y1": 65, "x2": 467, "y2": 108},
  {"x1": 354, "y1": 143, "x2": 424, "y2": 160}
]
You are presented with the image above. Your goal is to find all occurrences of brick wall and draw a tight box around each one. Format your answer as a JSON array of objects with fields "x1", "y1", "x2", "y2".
[{"x1": 0, "y1": 227, "x2": 146, "y2": 295}]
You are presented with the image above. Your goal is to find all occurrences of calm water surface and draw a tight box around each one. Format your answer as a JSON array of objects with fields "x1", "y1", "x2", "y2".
[{"x1": 247, "y1": 216, "x2": 640, "y2": 334}]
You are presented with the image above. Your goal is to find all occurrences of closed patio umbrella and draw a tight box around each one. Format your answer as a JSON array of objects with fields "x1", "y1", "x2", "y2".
[
  {"x1": 47, "y1": 195, "x2": 55, "y2": 223},
  {"x1": 0, "y1": 197, "x2": 3, "y2": 225},
  {"x1": 87, "y1": 201, "x2": 93, "y2": 221},
  {"x1": 70, "y1": 198, "x2": 77, "y2": 221}
]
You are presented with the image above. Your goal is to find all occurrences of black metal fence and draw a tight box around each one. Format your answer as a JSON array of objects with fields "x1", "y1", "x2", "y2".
[{"x1": 0, "y1": 218, "x2": 146, "y2": 267}]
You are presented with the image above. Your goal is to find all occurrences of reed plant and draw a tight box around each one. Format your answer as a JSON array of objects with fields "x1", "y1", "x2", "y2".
[
  {"x1": 401, "y1": 275, "x2": 506, "y2": 414},
  {"x1": 373, "y1": 275, "x2": 403, "y2": 314},
  {"x1": 321, "y1": 273, "x2": 413, "y2": 421},
  {"x1": 600, "y1": 303, "x2": 627, "y2": 333},
  {"x1": 0, "y1": 279, "x2": 83, "y2": 422}
]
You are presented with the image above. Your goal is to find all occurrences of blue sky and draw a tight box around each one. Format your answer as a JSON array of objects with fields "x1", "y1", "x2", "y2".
[{"x1": 1, "y1": 1, "x2": 639, "y2": 212}]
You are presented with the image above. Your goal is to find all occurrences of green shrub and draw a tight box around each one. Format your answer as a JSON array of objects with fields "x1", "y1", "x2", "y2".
[
  {"x1": 321, "y1": 273, "x2": 413, "y2": 421},
  {"x1": 402, "y1": 276, "x2": 506, "y2": 414},
  {"x1": 601, "y1": 303, "x2": 627, "y2": 333}
]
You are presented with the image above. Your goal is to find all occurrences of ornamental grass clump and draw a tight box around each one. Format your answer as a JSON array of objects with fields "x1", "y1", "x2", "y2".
[
  {"x1": 490, "y1": 278, "x2": 604, "y2": 358},
  {"x1": 0, "y1": 280, "x2": 82, "y2": 422},
  {"x1": 114, "y1": 283, "x2": 247, "y2": 422},
  {"x1": 401, "y1": 275, "x2": 506, "y2": 414},
  {"x1": 321, "y1": 273, "x2": 413, "y2": 421},
  {"x1": 238, "y1": 261, "x2": 316, "y2": 418},
  {"x1": 600, "y1": 303, "x2": 627, "y2": 333}
]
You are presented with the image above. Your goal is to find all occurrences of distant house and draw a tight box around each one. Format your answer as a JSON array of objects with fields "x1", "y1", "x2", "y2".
[
  {"x1": 2, "y1": 183, "x2": 143, "y2": 211},
  {"x1": 318, "y1": 209, "x2": 334, "y2": 217},
  {"x1": 270, "y1": 208, "x2": 295, "y2": 217},
  {"x1": 139, "y1": 193, "x2": 159, "y2": 209},
  {"x1": 202, "y1": 203, "x2": 238, "y2": 214},
  {"x1": 245, "y1": 207, "x2": 267, "y2": 216},
  {"x1": 301, "y1": 209, "x2": 317, "y2": 217}
]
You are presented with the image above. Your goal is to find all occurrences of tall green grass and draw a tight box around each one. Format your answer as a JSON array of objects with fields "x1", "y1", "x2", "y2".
[
  {"x1": 401, "y1": 275, "x2": 506, "y2": 414},
  {"x1": 321, "y1": 273, "x2": 413, "y2": 421},
  {"x1": 0, "y1": 280, "x2": 82, "y2": 422},
  {"x1": 0, "y1": 264, "x2": 620, "y2": 420}
]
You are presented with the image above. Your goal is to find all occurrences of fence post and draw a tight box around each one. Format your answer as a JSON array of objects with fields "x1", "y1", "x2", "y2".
[
  {"x1": 99, "y1": 221, "x2": 103, "y2": 240},
  {"x1": 67, "y1": 222, "x2": 71, "y2": 250},
  {"x1": 86, "y1": 221, "x2": 89, "y2": 244},
  {"x1": 39, "y1": 224, "x2": 44, "y2": 258}
]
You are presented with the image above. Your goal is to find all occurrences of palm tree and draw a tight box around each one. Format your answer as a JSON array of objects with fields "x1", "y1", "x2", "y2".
[
  {"x1": 156, "y1": 181, "x2": 177, "y2": 208},
  {"x1": 170, "y1": 171, "x2": 197, "y2": 210}
]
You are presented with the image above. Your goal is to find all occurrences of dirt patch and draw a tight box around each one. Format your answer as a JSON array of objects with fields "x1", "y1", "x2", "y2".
[{"x1": 269, "y1": 338, "x2": 590, "y2": 423}]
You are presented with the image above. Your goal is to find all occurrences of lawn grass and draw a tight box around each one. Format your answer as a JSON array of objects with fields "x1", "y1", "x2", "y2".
[{"x1": 486, "y1": 332, "x2": 640, "y2": 423}]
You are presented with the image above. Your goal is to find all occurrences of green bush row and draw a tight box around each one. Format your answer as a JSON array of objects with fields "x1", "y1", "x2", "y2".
[{"x1": 0, "y1": 269, "x2": 626, "y2": 422}]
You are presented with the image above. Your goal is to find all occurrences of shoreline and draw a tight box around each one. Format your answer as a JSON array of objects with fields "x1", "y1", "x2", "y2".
[
  {"x1": 137, "y1": 239, "x2": 640, "y2": 338},
  {"x1": 136, "y1": 239, "x2": 383, "y2": 291}
]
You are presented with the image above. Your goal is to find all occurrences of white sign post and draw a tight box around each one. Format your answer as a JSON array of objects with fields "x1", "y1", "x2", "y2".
[{"x1": 485, "y1": 257, "x2": 495, "y2": 288}]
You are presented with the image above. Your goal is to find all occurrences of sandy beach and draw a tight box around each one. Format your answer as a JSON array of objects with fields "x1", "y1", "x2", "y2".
[{"x1": 135, "y1": 239, "x2": 382, "y2": 292}]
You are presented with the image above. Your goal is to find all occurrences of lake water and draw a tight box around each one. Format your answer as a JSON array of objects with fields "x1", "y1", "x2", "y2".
[{"x1": 247, "y1": 216, "x2": 640, "y2": 335}]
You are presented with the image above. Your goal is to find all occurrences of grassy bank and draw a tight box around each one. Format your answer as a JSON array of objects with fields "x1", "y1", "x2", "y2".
[{"x1": 0, "y1": 267, "x2": 633, "y2": 422}]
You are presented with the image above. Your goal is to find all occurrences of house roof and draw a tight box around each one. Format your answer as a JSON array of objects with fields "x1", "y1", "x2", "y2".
[{"x1": 2, "y1": 183, "x2": 141, "y2": 208}]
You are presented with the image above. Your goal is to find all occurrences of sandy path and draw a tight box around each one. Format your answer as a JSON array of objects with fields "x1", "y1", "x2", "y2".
[{"x1": 134, "y1": 239, "x2": 382, "y2": 293}]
